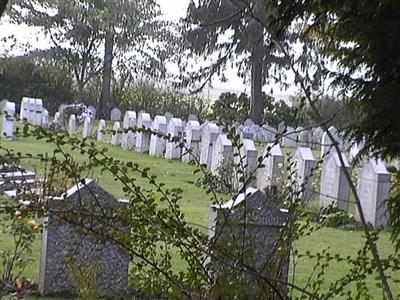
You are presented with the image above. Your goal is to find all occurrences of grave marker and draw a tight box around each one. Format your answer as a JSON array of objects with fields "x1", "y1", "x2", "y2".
[
  {"x1": 97, "y1": 119, "x2": 106, "y2": 142},
  {"x1": 110, "y1": 107, "x2": 122, "y2": 121},
  {"x1": 110, "y1": 121, "x2": 122, "y2": 145},
  {"x1": 199, "y1": 123, "x2": 220, "y2": 168},
  {"x1": 182, "y1": 120, "x2": 201, "y2": 162},
  {"x1": 121, "y1": 111, "x2": 136, "y2": 150},
  {"x1": 256, "y1": 143, "x2": 284, "y2": 194},
  {"x1": 82, "y1": 116, "x2": 92, "y2": 139},
  {"x1": 294, "y1": 147, "x2": 317, "y2": 201},
  {"x1": 67, "y1": 114, "x2": 76, "y2": 135},
  {"x1": 1, "y1": 101, "x2": 16, "y2": 139},
  {"x1": 135, "y1": 112, "x2": 152, "y2": 153},
  {"x1": 165, "y1": 118, "x2": 185, "y2": 159},
  {"x1": 149, "y1": 115, "x2": 167, "y2": 157}
]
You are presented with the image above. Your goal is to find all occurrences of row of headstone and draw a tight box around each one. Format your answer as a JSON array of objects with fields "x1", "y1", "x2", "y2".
[{"x1": 20, "y1": 97, "x2": 47, "y2": 126}]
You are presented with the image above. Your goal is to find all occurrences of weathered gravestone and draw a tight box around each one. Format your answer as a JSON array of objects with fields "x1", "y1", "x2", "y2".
[
  {"x1": 110, "y1": 107, "x2": 122, "y2": 121},
  {"x1": 261, "y1": 124, "x2": 278, "y2": 143},
  {"x1": 320, "y1": 152, "x2": 351, "y2": 211},
  {"x1": 110, "y1": 121, "x2": 122, "y2": 146},
  {"x1": 182, "y1": 120, "x2": 202, "y2": 162},
  {"x1": 311, "y1": 126, "x2": 324, "y2": 149},
  {"x1": 278, "y1": 121, "x2": 285, "y2": 134},
  {"x1": 187, "y1": 114, "x2": 198, "y2": 121},
  {"x1": 256, "y1": 143, "x2": 284, "y2": 195},
  {"x1": 164, "y1": 112, "x2": 173, "y2": 125},
  {"x1": 82, "y1": 116, "x2": 92, "y2": 139},
  {"x1": 121, "y1": 111, "x2": 136, "y2": 150},
  {"x1": 321, "y1": 126, "x2": 341, "y2": 159},
  {"x1": 67, "y1": 114, "x2": 76, "y2": 135},
  {"x1": 149, "y1": 115, "x2": 167, "y2": 157},
  {"x1": 239, "y1": 126, "x2": 256, "y2": 140},
  {"x1": 96, "y1": 119, "x2": 106, "y2": 142},
  {"x1": 199, "y1": 123, "x2": 220, "y2": 168},
  {"x1": 355, "y1": 159, "x2": 391, "y2": 228},
  {"x1": 243, "y1": 118, "x2": 254, "y2": 127},
  {"x1": 233, "y1": 139, "x2": 258, "y2": 190},
  {"x1": 39, "y1": 179, "x2": 130, "y2": 297},
  {"x1": 209, "y1": 187, "x2": 290, "y2": 299},
  {"x1": 165, "y1": 118, "x2": 185, "y2": 159},
  {"x1": 135, "y1": 112, "x2": 152, "y2": 153},
  {"x1": 294, "y1": 147, "x2": 317, "y2": 201},
  {"x1": 211, "y1": 134, "x2": 233, "y2": 179},
  {"x1": 297, "y1": 127, "x2": 311, "y2": 147},
  {"x1": 1, "y1": 101, "x2": 16, "y2": 139}
]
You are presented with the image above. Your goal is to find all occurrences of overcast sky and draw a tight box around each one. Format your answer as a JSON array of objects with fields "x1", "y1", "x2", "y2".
[{"x1": 0, "y1": 0, "x2": 296, "y2": 100}]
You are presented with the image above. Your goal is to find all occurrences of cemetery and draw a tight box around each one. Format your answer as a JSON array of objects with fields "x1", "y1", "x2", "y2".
[
  {"x1": 1, "y1": 1, "x2": 399, "y2": 299},
  {"x1": 0, "y1": 101, "x2": 399, "y2": 299}
]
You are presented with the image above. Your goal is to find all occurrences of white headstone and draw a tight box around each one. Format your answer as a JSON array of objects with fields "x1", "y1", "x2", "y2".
[
  {"x1": 1, "y1": 101, "x2": 16, "y2": 139},
  {"x1": 97, "y1": 119, "x2": 106, "y2": 141},
  {"x1": 68, "y1": 114, "x2": 76, "y2": 135},
  {"x1": 110, "y1": 107, "x2": 122, "y2": 121},
  {"x1": 321, "y1": 126, "x2": 341, "y2": 159},
  {"x1": 87, "y1": 106, "x2": 96, "y2": 119},
  {"x1": 33, "y1": 98, "x2": 43, "y2": 126},
  {"x1": 82, "y1": 116, "x2": 92, "y2": 138},
  {"x1": 121, "y1": 111, "x2": 136, "y2": 150},
  {"x1": 278, "y1": 121, "x2": 285, "y2": 134},
  {"x1": 233, "y1": 139, "x2": 258, "y2": 190},
  {"x1": 27, "y1": 98, "x2": 35, "y2": 124},
  {"x1": 135, "y1": 112, "x2": 152, "y2": 153},
  {"x1": 199, "y1": 123, "x2": 221, "y2": 168},
  {"x1": 294, "y1": 147, "x2": 317, "y2": 201},
  {"x1": 111, "y1": 122, "x2": 122, "y2": 145},
  {"x1": 320, "y1": 152, "x2": 351, "y2": 211},
  {"x1": 149, "y1": 115, "x2": 167, "y2": 157},
  {"x1": 244, "y1": 119, "x2": 254, "y2": 127},
  {"x1": 188, "y1": 114, "x2": 198, "y2": 121},
  {"x1": 164, "y1": 112, "x2": 173, "y2": 125},
  {"x1": 256, "y1": 143, "x2": 284, "y2": 194},
  {"x1": 165, "y1": 118, "x2": 185, "y2": 159},
  {"x1": 355, "y1": 159, "x2": 391, "y2": 228},
  {"x1": 211, "y1": 134, "x2": 233, "y2": 178},
  {"x1": 182, "y1": 120, "x2": 202, "y2": 162},
  {"x1": 20, "y1": 97, "x2": 29, "y2": 121}
]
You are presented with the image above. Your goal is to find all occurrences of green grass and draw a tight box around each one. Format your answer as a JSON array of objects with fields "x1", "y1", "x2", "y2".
[{"x1": 1, "y1": 123, "x2": 399, "y2": 298}]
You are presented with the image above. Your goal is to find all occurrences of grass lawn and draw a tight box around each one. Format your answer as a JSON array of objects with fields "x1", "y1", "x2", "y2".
[{"x1": 1, "y1": 123, "x2": 399, "y2": 299}]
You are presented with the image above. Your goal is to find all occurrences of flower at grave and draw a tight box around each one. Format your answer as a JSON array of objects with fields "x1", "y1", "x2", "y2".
[
  {"x1": 14, "y1": 210, "x2": 22, "y2": 219},
  {"x1": 27, "y1": 220, "x2": 40, "y2": 230}
]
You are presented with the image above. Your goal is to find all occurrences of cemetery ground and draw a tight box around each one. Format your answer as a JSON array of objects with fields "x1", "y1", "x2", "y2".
[{"x1": 1, "y1": 131, "x2": 399, "y2": 298}]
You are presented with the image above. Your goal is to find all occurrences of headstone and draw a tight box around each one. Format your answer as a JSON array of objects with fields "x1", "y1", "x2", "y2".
[
  {"x1": 33, "y1": 98, "x2": 43, "y2": 126},
  {"x1": 97, "y1": 119, "x2": 106, "y2": 142},
  {"x1": 1, "y1": 101, "x2": 16, "y2": 139},
  {"x1": 135, "y1": 112, "x2": 152, "y2": 153},
  {"x1": 27, "y1": 98, "x2": 35, "y2": 124},
  {"x1": 297, "y1": 127, "x2": 311, "y2": 147},
  {"x1": 311, "y1": 126, "x2": 324, "y2": 149},
  {"x1": 39, "y1": 179, "x2": 129, "y2": 297},
  {"x1": 320, "y1": 152, "x2": 351, "y2": 211},
  {"x1": 211, "y1": 134, "x2": 233, "y2": 179},
  {"x1": 251, "y1": 124, "x2": 263, "y2": 142},
  {"x1": 121, "y1": 111, "x2": 136, "y2": 150},
  {"x1": 244, "y1": 118, "x2": 254, "y2": 127},
  {"x1": 110, "y1": 107, "x2": 122, "y2": 121},
  {"x1": 240, "y1": 126, "x2": 256, "y2": 140},
  {"x1": 67, "y1": 114, "x2": 76, "y2": 135},
  {"x1": 165, "y1": 118, "x2": 185, "y2": 159},
  {"x1": 209, "y1": 188, "x2": 289, "y2": 298},
  {"x1": 20, "y1": 97, "x2": 29, "y2": 120},
  {"x1": 199, "y1": 123, "x2": 220, "y2": 168},
  {"x1": 41, "y1": 109, "x2": 49, "y2": 127},
  {"x1": 321, "y1": 126, "x2": 341, "y2": 159},
  {"x1": 82, "y1": 116, "x2": 92, "y2": 138},
  {"x1": 261, "y1": 125, "x2": 278, "y2": 143},
  {"x1": 149, "y1": 115, "x2": 167, "y2": 157},
  {"x1": 110, "y1": 121, "x2": 122, "y2": 145},
  {"x1": 278, "y1": 121, "x2": 285, "y2": 134},
  {"x1": 182, "y1": 120, "x2": 202, "y2": 162},
  {"x1": 294, "y1": 147, "x2": 317, "y2": 201},
  {"x1": 256, "y1": 143, "x2": 284, "y2": 195},
  {"x1": 282, "y1": 126, "x2": 297, "y2": 148},
  {"x1": 233, "y1": 139, "x2": 258, "y2": 190},
  {"x1": 355, "y1": 159, "x2": 391, "y2": 228}
]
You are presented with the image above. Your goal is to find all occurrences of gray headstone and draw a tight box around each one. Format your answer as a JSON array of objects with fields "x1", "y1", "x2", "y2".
[
  {"x1": 209, "y1": 188, "x2": 289, "y2": 298},
  {"x1": 110, "y1": 107, "x2": 122, "y2": 121},
  {"x1": 282, "y1": 126, "x2": 297, "y2": 148},
  {"x1": 294, "y1": 147, "x2": 317, "y2": 201},
  {"x1": 261, "y1": 125, "x2": 277, "y2": 143},
  {"x1": 320, "y1": 152, "x2": 351, "y2": 211},
  {"x1": 87, "y1": 106, "x2": 96, "y2": 119},
  {"x1": 121, "y1": 111, "x2": 136, "y2": 150},
  {"x1": 165, "y1": 118, "x2": 185, "y2": 159},
  {"x1": 211, "y1": 134, "x2": 233, "y2": 178},
  {"x1": 187, "y1": 114, "x2": 198, "y2": 121},
  {"x1": 256, "y1": 143, "x2": 284, "y2": 195},
  {"x1": 355, "y1": 159, "x2": 391, "y2": 228},
  {"x1": 82, "y1": 116, "x2": 92, "y2": 138},
  {"x1": 149, "y1": 115, "x2": 167, "y2": 157},
  {"x1": 321, "y1": 126, "x2": 341, "y2": 159},
  {"x1": 233, "y1": 139, "x2": 258, "y2": 190},
  {"x1": 20, "y1": 97, "x2": 29, "y2": 120},
  {"x1": 164, "y1": 112, "x2": 173, "y2": 125},
  {"x1": 39, "y1": 179, "x2": 129, "y2": 297}
]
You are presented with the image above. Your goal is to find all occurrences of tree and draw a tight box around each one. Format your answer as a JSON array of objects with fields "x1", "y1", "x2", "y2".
[
  {"x1": 183, "y1": 0, "x2": 291, "y2": 125},
  {"x1": 9, "y1": 0, "x2": 174, "y2": 118},
  {"x1": 0, "y1": 0, "x2": 7, "y2": 18},
  {"x1": 206, "y1": 92, "x2": 250, "y2": 124}
]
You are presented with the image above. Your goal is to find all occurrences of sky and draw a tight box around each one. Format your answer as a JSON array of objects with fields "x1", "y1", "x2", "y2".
[{"x1": 0, "y1": 0, "x2": 297, "y2": 100}]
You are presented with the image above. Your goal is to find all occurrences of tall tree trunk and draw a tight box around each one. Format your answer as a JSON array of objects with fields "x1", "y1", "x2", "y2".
[
  {"x1": 99, "y1": 28, "x2": 114, "y2": 119},
  {"x1": 0, "y1": 0, "x2": 8, "y2": 19},
  {"x1": 250, "y1": 46, "x2": 263, "y2": 125}
]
